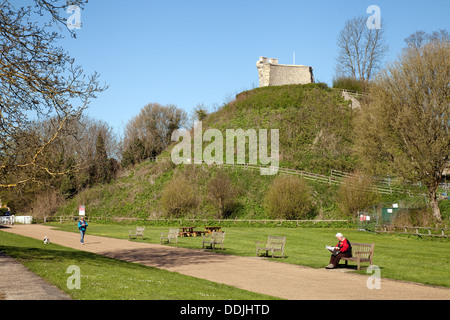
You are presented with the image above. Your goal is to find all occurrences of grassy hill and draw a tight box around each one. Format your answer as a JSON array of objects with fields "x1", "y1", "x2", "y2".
[
  {"x1": 205, "y1": 83, "x2": 356, "y2": 172},
  {"x1": 56, "y1": 84, "x2": 419, "y2": 220}
]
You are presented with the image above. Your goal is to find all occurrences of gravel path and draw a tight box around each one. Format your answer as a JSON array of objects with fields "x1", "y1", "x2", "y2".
[{"x1": 2, "y1": 224, "x2": 449, "y2": 300}]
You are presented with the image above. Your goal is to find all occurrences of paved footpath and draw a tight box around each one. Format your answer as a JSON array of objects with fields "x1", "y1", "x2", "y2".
[
  {"x1": 0, "y1": 251, "x2": 71, "y2": 300},
  {"x1": 2, "y1": 224, "x2": 450, "y2": 300}
]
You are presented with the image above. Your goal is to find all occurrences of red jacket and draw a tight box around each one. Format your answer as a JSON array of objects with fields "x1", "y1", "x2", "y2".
[{"x1": 337, "y1": 238, "x2": 351, "y2": 253}]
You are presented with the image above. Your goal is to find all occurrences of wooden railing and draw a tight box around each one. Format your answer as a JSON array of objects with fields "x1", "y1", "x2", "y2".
[
  {"x1": 150, "y1": 156, "x2": 425, "y2": 196},
  {"x1": 375, "y1": 225, "x2": 449, "y2": 238}
]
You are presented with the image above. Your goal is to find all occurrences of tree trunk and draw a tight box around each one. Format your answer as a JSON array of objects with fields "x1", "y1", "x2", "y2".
[{"x1": 428, "y1": 188, "x2": 442, "y2": 222}]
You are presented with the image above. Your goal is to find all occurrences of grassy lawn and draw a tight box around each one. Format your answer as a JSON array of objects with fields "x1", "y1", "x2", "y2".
[
  {"x1": 0, "y1": 231, "x2": 279, "y2": 300},
  {"x1": 48, "y1": 223, "x2": 450, "y2": 288}
]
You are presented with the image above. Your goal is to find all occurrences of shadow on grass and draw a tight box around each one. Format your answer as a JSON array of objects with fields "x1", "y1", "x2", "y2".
[{"x1": 101, "y1": 247, "x2": 236, "y2": 269}]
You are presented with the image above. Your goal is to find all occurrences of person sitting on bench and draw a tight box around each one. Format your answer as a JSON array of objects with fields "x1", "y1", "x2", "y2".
[{"x1": 326, "y1": 233, "x2": 352, "y2": 269}]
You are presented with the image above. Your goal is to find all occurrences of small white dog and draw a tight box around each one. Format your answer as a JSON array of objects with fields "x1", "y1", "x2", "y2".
[{"x1": 43, "y1": 236, "x2": 50, "y2": 244}]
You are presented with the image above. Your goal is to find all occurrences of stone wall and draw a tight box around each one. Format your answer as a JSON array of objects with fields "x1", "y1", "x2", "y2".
[{"x1": 256, "y1": 57, "x2": 314, "y2": 87}]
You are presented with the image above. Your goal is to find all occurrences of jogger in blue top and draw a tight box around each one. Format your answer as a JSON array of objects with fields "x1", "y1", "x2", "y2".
[{"x1": 78, "y1": 217, "x2": 88, "y2": 245}]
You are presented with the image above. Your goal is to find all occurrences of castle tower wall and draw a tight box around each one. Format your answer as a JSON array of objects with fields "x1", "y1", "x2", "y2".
[{"x1": 256, "y1": 57, "x2": 314, "y2": 87}]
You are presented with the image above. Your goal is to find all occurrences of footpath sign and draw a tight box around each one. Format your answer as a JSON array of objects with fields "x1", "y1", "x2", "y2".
[{"x1": 79, "y1": 205, "x2": 85, "y2": 216}]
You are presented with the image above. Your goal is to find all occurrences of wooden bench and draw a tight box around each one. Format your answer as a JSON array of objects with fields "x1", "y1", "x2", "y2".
[
  {"x1": 256, "y1": 236, "x2": 286, "y2": 258},
  {"x1": 341, "y1": 242, "x2": 375, "y2": 270},
  {"x1": 129, "y1": 227, "x2": 145, "y2": 240},
  {"x1": 202, "y1": 231, "x2": 225, "y2": 250},
  {"x1": 160, "y1": 228, "x2": 179, "y2": 244}
]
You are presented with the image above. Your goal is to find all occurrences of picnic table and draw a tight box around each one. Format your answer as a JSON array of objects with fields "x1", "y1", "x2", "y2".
[
  {"x1": 179, "y1": 227, "x2": 206, "y2": 237},
  {"x1": 179, "y1": 227, "x2": 194, "y2": 237},
  {"x1": 179, "y1": 226, "x2": 222, "y2": 237}
]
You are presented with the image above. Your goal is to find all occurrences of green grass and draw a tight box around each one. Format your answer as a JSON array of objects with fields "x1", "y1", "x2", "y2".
[
  {"x1": 0, "y1": 230, "x2": 279, "y2": 300},
  {"x1": 48, "y1": 223, "x2": 450, "y2": 288}
]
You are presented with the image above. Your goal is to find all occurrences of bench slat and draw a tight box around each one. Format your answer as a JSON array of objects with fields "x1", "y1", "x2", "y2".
[{"x1": 340, "y1": 242, "x2": 375, "y2": 270}]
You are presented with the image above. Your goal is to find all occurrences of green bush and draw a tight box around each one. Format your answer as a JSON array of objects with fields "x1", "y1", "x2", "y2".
[
  {"x1": 264, "y1": 175, "x2": 314, "y2": 219},
  {"x1": 332, "y1": 76, "x2": 367, "y2": 92},
  {"x1": 160, "y1": 175, "x2": 197, "y2": 217},
  {"x1": 335, "y1": 171, "x2": 380, "y2": 218}
]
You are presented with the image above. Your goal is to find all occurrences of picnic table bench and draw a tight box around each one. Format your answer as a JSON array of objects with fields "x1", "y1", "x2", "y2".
[
  {"x1": 202, "y1": 231, "x2": 225, "y2": 250},
  {"x1": 256, "y1": 236, "x2": 286, "y2": 258},
  {"x1": 341, "y1": 242, "x2": 375, "y2": 270},
  {"x1": 179, "y1": 227, "x2": 207, "y2": 237},
  {"x1": 179, "y1": 226, "x2": 221, "y2": 237},
  {"x1": 160, "y1": 228, "x2": 179, "y2": 244},
  {"x1": 179, "y1": 227, "x2": 195, "y2": 237},
  {"x1": 128, "y1": 227, "x2": 145, "y2": 240}
]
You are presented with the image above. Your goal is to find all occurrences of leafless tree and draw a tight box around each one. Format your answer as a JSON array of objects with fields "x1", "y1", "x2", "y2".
[
  {"x1": 336, "y1": 16, "x2": 388, "y2": 82},
  {"x1": 405, "y1": 29, "x2": 450, "y2": 51},
  {"x1": 122, "y1": 103, "x2": 187, "y2": 166},
  {"x1": 0, "y1": 0, "x2": 107, "y2": 188}
]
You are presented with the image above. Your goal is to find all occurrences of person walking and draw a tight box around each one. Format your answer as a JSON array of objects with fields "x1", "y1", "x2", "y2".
[
  {"x1": 326, "y1": 232, "x2": 352, "y2": 269},
  {"x1": 78, "y1": 217, "x2": 88, "y2": 245}
]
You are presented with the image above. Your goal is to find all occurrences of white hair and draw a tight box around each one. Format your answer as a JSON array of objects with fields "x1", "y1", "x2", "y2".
[{"x1": 335, "y1": 233, "x2": 343, "y2": 238}]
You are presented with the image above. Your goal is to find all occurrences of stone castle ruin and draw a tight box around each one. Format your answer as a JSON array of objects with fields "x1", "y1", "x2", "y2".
[{"x1": 256, "y1": 57, "x2": 314, "y2": 87}]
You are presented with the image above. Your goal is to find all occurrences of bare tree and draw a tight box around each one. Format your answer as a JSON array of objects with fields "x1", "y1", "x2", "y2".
[
  {"x1": 336, "y1": 16, "x2": 388, "y2": 82},
  {"x1": 208, "y1": 170, "x2": 237, "y2": 218},
  {"x1": 405, "y1": 29, "x2": 450, "y2": 51},
  {"x1": 0, "y1": 0, "x2": 107, "y2": 188},
  {"x1": 122, "y1": 103, "x2": 187, "y2": 166},
  {"x1": 355, "y1": 38, "x2": 450, "y2": 222},
  {"x1": 404, "y1": 31, "x2": 428, "y2": 51}
]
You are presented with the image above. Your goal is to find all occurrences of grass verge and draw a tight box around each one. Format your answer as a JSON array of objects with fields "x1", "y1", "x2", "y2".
[{"x1": 0, "y1": 230, "x2": 279, "y2": 300}]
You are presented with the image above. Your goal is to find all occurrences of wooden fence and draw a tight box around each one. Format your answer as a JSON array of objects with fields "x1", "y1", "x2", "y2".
[
  {"x1": 151, "y1": 156, "x2": 424, "y2": 197},
  {"x1": 375, "y1": 225, "x2": 450, "y2": 238}
]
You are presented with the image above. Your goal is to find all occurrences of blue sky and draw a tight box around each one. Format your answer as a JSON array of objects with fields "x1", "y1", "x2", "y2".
[{"x1": 58, "y1": 0, "x2": 450, "y2": 134}]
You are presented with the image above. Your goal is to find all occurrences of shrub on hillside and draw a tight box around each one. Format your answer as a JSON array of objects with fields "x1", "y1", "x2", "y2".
[
  {"x1": 392, "y1": 208, "x2": 435, "y2": 227},
  {"x1": 208, "y1": 170, "x2": 238, "y2": 218},
  {"x1": 264, "y1": 175, "x2": 314, "y2": 220},
  {"x1": 160, "y1": 175, "x2": 197, "y2": 217},
  {"x1": 332, "y1": 76, "x2": 368, "y2": 92},
  {"x1": 335, "y1": 171, "x2": 380, "y2": 218}
]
